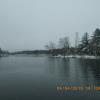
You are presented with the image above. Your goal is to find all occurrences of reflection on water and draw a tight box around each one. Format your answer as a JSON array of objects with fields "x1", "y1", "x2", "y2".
[
  {"x1": 46, "y1": 57, "x2": 100, "y2": 85},
  {"x1": 79, "y1": 59, "x2": 100, "y2": 85},
  {"x1": 0, "y1": 56, "x2": 100, "y2": 100}
]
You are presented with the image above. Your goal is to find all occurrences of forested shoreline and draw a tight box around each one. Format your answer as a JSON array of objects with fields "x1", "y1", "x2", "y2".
[
  {"x1": 1, "y1": 28, "x2": 100, "y2": 57},
  {"x1": 45, "y1": 28, "x2": 100, "y2": 57}
]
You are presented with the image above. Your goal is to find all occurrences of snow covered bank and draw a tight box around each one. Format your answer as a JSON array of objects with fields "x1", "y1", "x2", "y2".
[{"x1": 52, "y1": 55, "x2": 100, "y2": 59}]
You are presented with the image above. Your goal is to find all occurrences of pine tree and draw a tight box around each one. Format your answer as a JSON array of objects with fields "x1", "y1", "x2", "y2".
[
  {"x1": 91, "y1": 28, "x2": 100, "y2": 55},
  {"x1": 78, "y1": 32, "x2": 89, "y2": 54}
]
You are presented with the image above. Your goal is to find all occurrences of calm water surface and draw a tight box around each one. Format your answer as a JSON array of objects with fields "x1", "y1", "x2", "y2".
[{"x1": 0, "y1": 56, "x2": 100, "y2": 100}]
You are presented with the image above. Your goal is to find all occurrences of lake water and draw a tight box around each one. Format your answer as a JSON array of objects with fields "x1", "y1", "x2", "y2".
[{"x1": 0, "y1": 56, "x2": 100, "y2": 100}]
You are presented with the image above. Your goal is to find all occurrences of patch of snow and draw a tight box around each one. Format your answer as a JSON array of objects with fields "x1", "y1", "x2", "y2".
[{"x1": 53, "y1": 55, "x2": 100, "y2": 59}]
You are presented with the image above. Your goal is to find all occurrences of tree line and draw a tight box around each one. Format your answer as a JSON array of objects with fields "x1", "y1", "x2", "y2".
[
  {"x1": 45, "y1": 28, "x2": 100, "y2": 57},
  {"x1": 0, "y1": 48, "x2": 9, "y2": 56}
]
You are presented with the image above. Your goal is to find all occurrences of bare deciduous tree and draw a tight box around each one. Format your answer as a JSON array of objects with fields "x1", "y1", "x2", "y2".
[
  {"x1": 59, "y1": 37, "x2": 70, "y2": 57},
  {"x1": 45, "y1": 41, "x2": 56, "y2": 56}
]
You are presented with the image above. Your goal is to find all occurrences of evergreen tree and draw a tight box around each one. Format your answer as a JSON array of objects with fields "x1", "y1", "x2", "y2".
[
  {"x1": 91, "y1": 28, "x2": 100, "y2": 55},
  {"x1": 78, "y1": 32, "x2": 89, "y2": 54}
]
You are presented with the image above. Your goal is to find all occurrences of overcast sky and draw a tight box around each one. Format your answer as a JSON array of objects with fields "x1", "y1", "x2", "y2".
[{"x1": 0, "y1": 0, "x2": 100, "y2": 52}]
